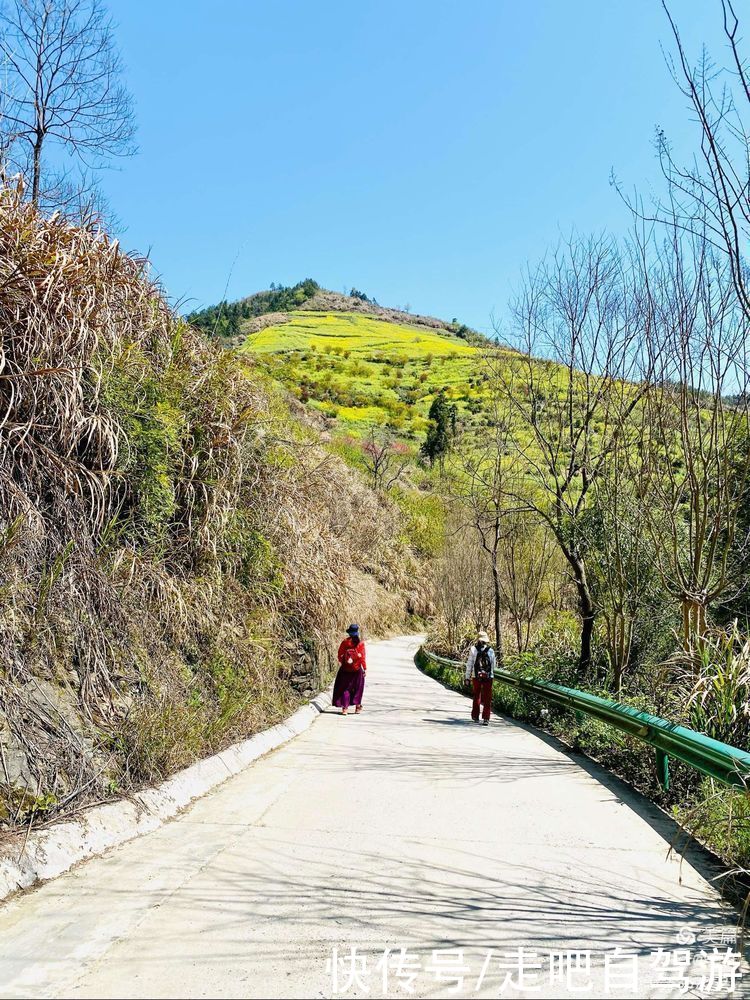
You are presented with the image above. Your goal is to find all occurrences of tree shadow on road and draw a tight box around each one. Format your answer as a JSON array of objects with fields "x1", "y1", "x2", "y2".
[{"x1": 69, "y1": 836, "x2": 740, "y2": 996}]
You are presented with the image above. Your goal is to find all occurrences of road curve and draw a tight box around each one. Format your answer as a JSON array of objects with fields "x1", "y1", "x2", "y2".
[{"x1": 0, "y1": 635, "x2": 742, "y2": 999}]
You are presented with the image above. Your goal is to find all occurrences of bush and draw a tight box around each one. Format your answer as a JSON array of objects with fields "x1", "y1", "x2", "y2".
[
  {"x1": 391, "y1": 487, "x2": 446, "y2": 557},
  {"x1": 532, "y1": 610, "x2": 581, "y2": 685},
  {"x1": 673, "y1": 622, "x2": 750, "y2": 748}
]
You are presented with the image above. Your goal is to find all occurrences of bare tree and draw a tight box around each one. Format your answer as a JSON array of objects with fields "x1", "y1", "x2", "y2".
[
  {"x1": 449, "y1": 396, "x2": 524, "y2": 666},
  {"x1": 627, "y1": 2, "x2": 750, "y2": 327},
  {"x1": 494, "y1": 235, "x2": 652, "y2": 677},
  {"x1": 498, "y1": 513, "x2": 561, "y2": 654},
  {"x1": 584, "y1": 439, "x2": 660, "y2": 693},
  {"x1": 636, "y1": 227, "x2": 750, "y2": 651},
  {"x1": 0, "y1": 0, "x2": 136, "y2": 209},
  {"x1": 605, "y1": 2, "x2": 750, "y2": 665},
  {"x1": 433, "y1": 521, "x2": 493, "y2": 654},
  {"x1": 361, "y1": 428, "x2": 410, "y2": 492}
]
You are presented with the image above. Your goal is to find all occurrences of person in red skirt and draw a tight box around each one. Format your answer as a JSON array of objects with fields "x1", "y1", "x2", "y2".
[{"x1": 333, "y1": 624, "x2": 367, "y2": 715}]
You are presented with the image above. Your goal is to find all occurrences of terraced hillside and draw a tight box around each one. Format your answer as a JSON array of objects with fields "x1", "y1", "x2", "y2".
[
  {"x1": 241, "y1": 306, "x2": 492, "y2": 445},
  {"x1": 186, "y1": 283, "x2": 501, "y2": 447}
]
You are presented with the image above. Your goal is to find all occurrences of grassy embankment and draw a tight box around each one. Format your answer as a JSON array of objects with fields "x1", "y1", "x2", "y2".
[
  {"x1": 245, "y1": 309, "x2": 485, "y2": 558},
  {"x1": 0, "y1": 209, "x2": 427, "y2": 831}
]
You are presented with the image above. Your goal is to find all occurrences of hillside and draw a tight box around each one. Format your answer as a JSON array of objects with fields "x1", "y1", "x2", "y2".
[
  {"x1": 187, "y1": 282, "x2": 500, "y2": 443},
  {"x1": 188, "y1": 285, "x2": 506, "y2": 453},
  {"x1": 248, "y1": 310, "x2": 478, "y2": 438}
]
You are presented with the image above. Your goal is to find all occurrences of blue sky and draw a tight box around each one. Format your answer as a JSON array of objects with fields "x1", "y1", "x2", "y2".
[{"x1": 104, "y1": 1, "x2": 722, "y2": 333}]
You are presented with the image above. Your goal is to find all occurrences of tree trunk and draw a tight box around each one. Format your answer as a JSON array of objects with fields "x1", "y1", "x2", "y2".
[
  {"x1": 570, "y1": 553, "x2": 595, "y2": 677},
  {"x1": 609, "y1": 611, "x2": 629, "y2": 697},
  {"x1": 490, "y1": 518, "x2": 504, "y2": 668},
  {"x1": 579, "y1": 605, "x2": 595, "y2": 676},
  {"x1": 491, "y1": 559, "x2": 504, "y2": 668},
  {"x1": 514, "y1": 613, "x2": 523, "y2": 655},
  {"x1": 681, "y1": 596, "x2": 707, "y2": 654},
  {"x1": 31, "y1": 134, "x2": 43, "y2": 205}
]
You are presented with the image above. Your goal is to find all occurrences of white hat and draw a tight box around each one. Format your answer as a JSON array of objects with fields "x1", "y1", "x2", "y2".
[{"x1": 477, "y1": 631, "x2": 490, "y2": 643}]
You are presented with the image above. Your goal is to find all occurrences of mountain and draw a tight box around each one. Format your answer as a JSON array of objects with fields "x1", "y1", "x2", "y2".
[{"x1": 188, "y1": 283, "x2": 496, "y2": 446}]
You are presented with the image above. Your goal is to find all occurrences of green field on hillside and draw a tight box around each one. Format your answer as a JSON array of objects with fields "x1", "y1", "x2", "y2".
[
  {"x1": 243, "y1": 310, "x2": 492, "y2": 441},
  {"x1": 248, "y1": 310, "x2": 473, "y2": 356},
  {"x1": 241, "y1": 309, "x2": 622, "y2": 496}
]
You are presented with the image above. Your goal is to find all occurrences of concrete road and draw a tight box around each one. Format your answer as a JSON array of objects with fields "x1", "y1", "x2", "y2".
[{"x1": 0, "y1": 635, "x2": 743, "y2": 999}]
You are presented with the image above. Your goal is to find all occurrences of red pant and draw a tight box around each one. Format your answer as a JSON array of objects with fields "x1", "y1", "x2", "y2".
[{"x1": 472, "y1": 678, "x2": 492, "y2": 721}]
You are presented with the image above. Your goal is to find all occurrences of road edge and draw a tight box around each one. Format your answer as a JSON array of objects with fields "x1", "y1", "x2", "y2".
[{"x1": 0, "y1": 689, "x2": 332, "y2": 903}]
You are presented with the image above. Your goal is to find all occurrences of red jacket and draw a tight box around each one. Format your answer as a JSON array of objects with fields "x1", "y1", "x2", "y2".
[{"x1": 338, "y1": 637, "x2": 366, "y2": 671}]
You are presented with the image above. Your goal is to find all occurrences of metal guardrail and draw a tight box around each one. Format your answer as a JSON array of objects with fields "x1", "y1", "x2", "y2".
[{"x1": 416, "y1": 646, "x2": 750, "y2": 790}]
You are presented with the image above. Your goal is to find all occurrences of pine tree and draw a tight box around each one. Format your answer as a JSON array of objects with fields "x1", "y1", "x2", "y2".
[{"x1": 421, "y1": 389, "x2": 456, "y2": 468}]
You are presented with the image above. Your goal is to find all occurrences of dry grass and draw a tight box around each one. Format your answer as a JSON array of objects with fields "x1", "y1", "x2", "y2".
[{"x1": 0, "y1": 185, "x2": 427, "y2": 829}]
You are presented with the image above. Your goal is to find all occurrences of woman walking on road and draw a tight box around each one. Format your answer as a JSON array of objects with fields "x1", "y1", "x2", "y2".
[{"x1": 333, "y1": 624, "x2": 367, "y2": 715}]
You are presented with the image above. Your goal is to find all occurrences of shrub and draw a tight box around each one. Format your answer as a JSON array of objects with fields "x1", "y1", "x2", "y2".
[
  {"x1": 672, "y1": 622, "x2": 750, "y2": 748},
  {"x1": 391, "y1": 487, "x2": 446, "y2": 557}
]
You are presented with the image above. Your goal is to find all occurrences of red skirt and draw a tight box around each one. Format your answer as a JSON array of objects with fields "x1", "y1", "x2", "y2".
[{"x1": 332, "y1": 666, "x2": 365, "y2": 708}]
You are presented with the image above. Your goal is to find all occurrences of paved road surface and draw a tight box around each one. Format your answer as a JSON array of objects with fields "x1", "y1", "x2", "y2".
[{"x1": 0, "y1": 635, "x2": 743, "y2": 998}]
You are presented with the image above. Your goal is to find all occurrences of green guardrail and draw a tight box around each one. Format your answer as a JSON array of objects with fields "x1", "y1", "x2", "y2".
[{"x1": 416, "y1": 646, "x2": 750, "y2": 791}]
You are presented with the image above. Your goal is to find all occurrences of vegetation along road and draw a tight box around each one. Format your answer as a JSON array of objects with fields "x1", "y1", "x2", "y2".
[{"x1": 0, "y1": 636, "x2": 741, "y2": 999}]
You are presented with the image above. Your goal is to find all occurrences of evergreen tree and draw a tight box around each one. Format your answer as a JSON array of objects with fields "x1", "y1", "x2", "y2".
[{"x1": 421, "y1": 389, "x2": 456, "y2": 468}]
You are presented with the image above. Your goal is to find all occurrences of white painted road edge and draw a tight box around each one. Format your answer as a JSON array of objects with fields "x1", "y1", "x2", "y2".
[{"x1": 0, "y1": 689, "x2": 332, "y2": 902}]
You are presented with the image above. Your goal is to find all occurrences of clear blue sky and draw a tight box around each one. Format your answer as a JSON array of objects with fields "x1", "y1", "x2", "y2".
[{"x1": 104, "y1": 0, "x2": 721, "y2": 333}]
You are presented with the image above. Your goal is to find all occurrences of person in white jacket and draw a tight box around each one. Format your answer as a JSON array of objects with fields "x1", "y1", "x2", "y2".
[{"x1": 464, "y1": 630, "x2": 496, "y2": 725}]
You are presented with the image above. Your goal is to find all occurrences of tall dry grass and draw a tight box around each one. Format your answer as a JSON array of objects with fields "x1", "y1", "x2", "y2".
[{"x1": 0, "y1": 185, "x2": 426, "y2": 827}]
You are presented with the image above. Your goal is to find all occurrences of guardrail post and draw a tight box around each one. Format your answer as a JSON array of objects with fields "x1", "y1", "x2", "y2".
[{"x1": 656, "y1": 748, "x2": 670, "y2": 790}]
